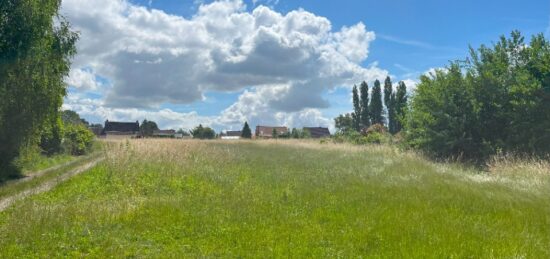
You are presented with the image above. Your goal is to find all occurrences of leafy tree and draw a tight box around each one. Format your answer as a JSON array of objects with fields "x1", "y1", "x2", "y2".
[
  {"x1": 291, "y1": 128, "x2": 300, "y2": 138},
  {"x1": 405, "y1": 64, "x2": 481, "y2": 160},
  {"x1": 191, "y1": 124, "x2": 216, "y2": 139},
  {"x1": 359, "y1": 81, "x2": 370, "y2": 128},
  {"x1": 406, "y1": 31, "x2": 550, "y2": 162},
  {"x1": 0, "y1": 0, "x2": 78, "y2": 178},
  {"x1": 40, "y1": 115, "x2": 64, "y2": 155},
  {"x1": 61, "y1": 110, "x2": 88, "y2": 126},
  {"x1": 369, "y1": 80, "x2": 384, "y2": 125},
  {"x1": 352, "y1": 85, "x2": 361, "y2": 131},
  {"x1": 334, "y1": 113, "x2": 354, "y2": 133},
  {"x1": 140, "y1": 119, "x2": 159, "y2": 137},
  {"x1": 300, "y1": 128, "x2": 311, "y2": 139},
  {"x1": 384, "y1": 76, "x2": 396, "y2": 134},
  {"x1": 63, "y1": 123, "x2": 94, "y2": 156},
  {"x1": 394, "y1": 81, "x2": 408, "y2": 133},
  {"x1": 241, "y1": 122, "x2": 252, "y2": 139},
  {"x1": 272, "y1": 128, "x2": 278, "y2": 138}
]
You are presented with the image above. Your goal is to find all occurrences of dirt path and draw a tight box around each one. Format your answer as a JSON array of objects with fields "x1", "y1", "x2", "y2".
[{"x1": 0, "y1": 157, "x2": 104, "y2": 212}]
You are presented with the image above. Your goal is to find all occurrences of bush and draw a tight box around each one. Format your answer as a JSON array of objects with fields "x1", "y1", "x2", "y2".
[
  {"x1": 40, "y1": 116, "x2": 64, "y2": 155},
  {"x1": 362, "y1": 123, "x2": 387, "y2": 136},
  {"x1": 63, "y1": 124, "x2": 94, "y2": 155},
  {"x1": 405, "y1": 31, "x2": 550, "y2": 162},
  {"x1": 364, "y1": 132, "x2": 384, "y2": 144},
  {"x1": 191, "y1": 124, "x2": 216, "y2": 139}
]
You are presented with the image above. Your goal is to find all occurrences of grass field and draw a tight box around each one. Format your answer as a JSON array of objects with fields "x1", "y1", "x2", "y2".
[{"x1": 0, "y1": 139, "x2": 549, "y2": 257}]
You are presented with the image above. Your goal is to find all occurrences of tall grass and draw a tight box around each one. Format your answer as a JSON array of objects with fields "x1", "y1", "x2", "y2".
[{"x1": 0, "y1": 139, "x2": 548, "y2": 257}]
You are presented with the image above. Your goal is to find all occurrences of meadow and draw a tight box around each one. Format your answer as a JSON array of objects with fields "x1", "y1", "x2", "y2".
[{"x1": 0, "y1": 139, "x2": 549, "y2": 258}]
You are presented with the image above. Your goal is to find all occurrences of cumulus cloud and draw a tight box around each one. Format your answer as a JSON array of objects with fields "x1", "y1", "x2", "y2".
[
  {"x1": 61, "y1": 0, "x2": 387, "y2": 130},
  {"x1": 66, "y1": 68, "x2": 102, "y2": 91},
  {"x1": 62, "y1": 0, "x2": 386, "y2": 107}
]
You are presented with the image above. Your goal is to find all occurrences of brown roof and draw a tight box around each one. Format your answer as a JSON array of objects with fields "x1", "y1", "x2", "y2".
[{"x1": 255, "y1": 126, "x2": 288, "y2": 137}]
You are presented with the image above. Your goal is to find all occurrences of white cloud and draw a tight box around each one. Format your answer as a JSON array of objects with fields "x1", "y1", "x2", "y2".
[
  {"x1": 61, "y1": 0, "x2": 389, "y2": 131},
  {"x1": 66, "y1": 68, "x2": 102, "y2": 90},
  {"x1": 62, "y1": 0, "x2": 386, "y2": 110}
]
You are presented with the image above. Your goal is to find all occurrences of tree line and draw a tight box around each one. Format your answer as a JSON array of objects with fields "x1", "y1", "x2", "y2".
[
  {"x1": 337, "y1": 31, "x2": 550, "y2": 163},
  {"x1": 0, "y1": 0, "x2": 92, "y2": 180},
  {"x1": 335, "y1": 77, "x2": 408, "y2": 135},
  {"x1": 405, "y1": 31, "x2": 550, "y2": 162}
]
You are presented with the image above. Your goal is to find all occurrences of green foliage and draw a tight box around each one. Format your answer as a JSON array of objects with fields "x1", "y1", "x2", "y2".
[
  {"x1": 61, "y1": 110, "x2": 88, "y2": 126},
  {"x1": 39, "y1": 115, "x2": 64, "y2": 155},
  {"x1": 334, "y1": 113, "x2": 353, "y2": 133},
  {"x1": 394, "y1": 81, "x2": 408, "y2": 133},
  {"x1": 352, "y1": 85, "x2": 361, "y2": 131},
  {"x1": 384, "y1": 77, "x2": 397, "y2": 134},
  {"x1": 369, "y1": 80, "x2": 384, "y2": 125},
  {"x1": 290, "y1": 128, "x2": 311, "y2": 139},
  {"x1": 63, "y1": 123, "x2": 94, "y2": 156},
  {"x1": 241, "y1": 122, "x2": 252, "y2": 139},
  {"x1": 405, "y1": 31, "x2": 550, "y2": 161},
  {"x1": 11, "y1": 145, "x2": 42, "y2": 178},
  {"x1": 406, "y1": 64, "x2": 481, "y2": 160},
  {"x1": 359, "y1": 81, "x2": 370, "y2": 128},
  {"x1": 191, "y1": 124, "x2": 216, "y2": 139},
  {"x1": 140, "y1": 119, "x2": 159, "y2": 137},
  {"x1": 271, "y1": 128, "x2": 278, "y2": 138},
  {"x1": 0, "y1": 0, "x2": 78, "y2": 178},
  {"x1": 364, "y1": 124, "x2": 390, "y2": 144}
]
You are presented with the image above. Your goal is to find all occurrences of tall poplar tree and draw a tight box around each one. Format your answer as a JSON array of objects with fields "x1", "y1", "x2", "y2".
[
  {"x1": 359, "y1": 81, "x2": 370, "y2": 128},
  {"x1": 352, "y1": 85, "x2": 361, "y2": 131},
  {"x1": 369, "y1": 80, "x2": 384, "y2": 125},
  {"x1": 383, "y1": 76, "x2": 395, "y2": 133},
  {"x1": 394, "y1": 81, "x2": 408, "y2": 132}
]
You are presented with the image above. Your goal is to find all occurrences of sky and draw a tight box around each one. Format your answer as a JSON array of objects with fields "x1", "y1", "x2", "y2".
[{"x1": 60, "y1": 0, "x2": 550, "y2": 132}]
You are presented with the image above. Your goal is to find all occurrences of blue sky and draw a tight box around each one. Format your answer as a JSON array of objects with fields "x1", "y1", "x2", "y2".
[
  {"x1": 136, "y1": 0, "x2": 550, "y2": 79},
  {"x1": 61, "y1": 0, "x2": 550, "y2": 131}
]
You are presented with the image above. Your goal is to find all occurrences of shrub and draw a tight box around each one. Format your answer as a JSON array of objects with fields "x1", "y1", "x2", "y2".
[
  {"x1": 191, "y1": 124, "x2": 216, "y2": 139},
  {"x1": 40, "y1": 116, "x2": 64, "y2": 155},
  {"x1": 405, "y1": 31, "x2": 550, "y2": 162},
  {"x1": 364, "y1": 132, "x2": 384, "y2": 144},
  {"x1": 63, "y1": 124, "x2": 94, "y2": 155},
  {"x1": 362, "y1": 123, "x2": 387, "y2": 136}
]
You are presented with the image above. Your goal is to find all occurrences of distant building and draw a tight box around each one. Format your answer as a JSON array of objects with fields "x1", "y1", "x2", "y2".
[
  {"x1": 255, "y1": 126, "x2": 288, "y2": 138},
  {"x1": 221, "y1": 130, "x2": 242, "y2": 140},
  {"x1": 101, "y1": 120, "x2": 140, "y2": 139},
  {"x1": 303, "y1": 127, "x2": 331, "y2": 138},
  {"x1": 153, "y1": 129, "x2": 177, "y2": 138}
]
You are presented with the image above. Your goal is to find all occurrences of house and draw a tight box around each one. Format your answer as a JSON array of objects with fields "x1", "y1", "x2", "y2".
[
  {"x1": 303, "y1": 127, "x2": 331, "y2": 138},
  {"x1": 101, "y1": 120, "x2": 140, "y2": 139},
  {"x1": 153, "y1": 129, "x2": 177, "y2": 138},
  {"x1": 255, "y1": 125, "x2": 288, "y2": 138},
  {"x1": 221, "y1": 130, "x2": 242, "y2": 140}
]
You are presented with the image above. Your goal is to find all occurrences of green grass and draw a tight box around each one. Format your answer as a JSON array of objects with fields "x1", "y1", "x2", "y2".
[
  {"x1": 0, "y1": 153, "x2": 100, "y2": 200},
  {"x1": 20, "y1": 153, "x2": 76, "y2": 173},
  {"x1": 0, "y1": 140, "x2": 548, "y2": 258}
]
